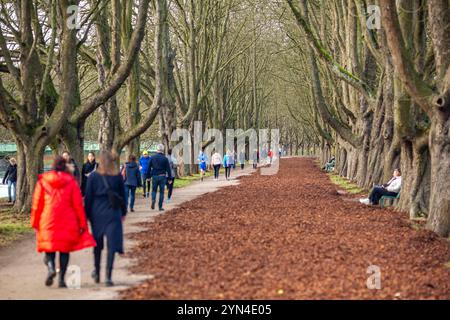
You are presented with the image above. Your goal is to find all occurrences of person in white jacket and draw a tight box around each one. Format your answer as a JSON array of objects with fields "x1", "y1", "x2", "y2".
[
  {"x1": 211, "y1": 150, "x2": 222, "y2": 180},
  {"x1": 360, "y1": 169, "x2": 402, "y2": 205}
]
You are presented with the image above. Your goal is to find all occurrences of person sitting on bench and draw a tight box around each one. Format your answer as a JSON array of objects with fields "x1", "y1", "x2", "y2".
[
  {"x1": 360, "y1": 169, "x2": 402, "y2": 205},
  {"x1": 324, "y1": 156, "x2": 336, "y2": 172}
]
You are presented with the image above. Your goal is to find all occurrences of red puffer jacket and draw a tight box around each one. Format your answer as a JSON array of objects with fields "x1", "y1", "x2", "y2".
[{"x1": 31, "y1": 171, "x2": 96, "y2": 253}]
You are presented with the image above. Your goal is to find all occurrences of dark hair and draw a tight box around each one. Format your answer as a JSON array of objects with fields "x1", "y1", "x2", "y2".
[
  {"x1": 128, "y1": 155, "x2": 137, "y2": 162},
  {"x1": 86, "y1": 152, "x2": 95, "y2": 162},
  {"x1": 53, "y1": 156, "x2": 67, "y2": 172},
  {"x1": 168, "y1": 149, "x2": 172, "y2": 155}
]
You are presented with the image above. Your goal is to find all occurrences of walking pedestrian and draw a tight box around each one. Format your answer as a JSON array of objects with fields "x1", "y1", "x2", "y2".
[
  {"x1": 166, "y1": 149, "x2": 176, "y2": 203},
  {"x1": 31, "y1": 156, "x2": 96, "y2": 288},
  {"x1": 268, "y1": 149, "x2": 273, "y2": 164},
  {"x1": 123, "y1": 155, "x2": 141, "y2": 212},
  {"x1": 239, "y1": 150, "x2": 245, "y2": 170},
  {"x1": 223, "y1": 150, "x2": 233, "y2": 180},
  {"x1": 261, "y1": 148, "x2": 268, "y2": 164},
  {"x1": 84, "y1": 151, "x2": 127, "y2": 287},
  {"x1": 81, "y1": 152, "x2": 97, "y2": 196},
  {"x1": 198, "y1": 148, "x2": 208, "y2": 181},
  {"x1": 62, "y1": 151, "x2": 80, "y2": 180},
  {"x1": 146, "y1": 144, "x2": 172, "y2": 211},
  {"x1": 252, "y1": 149, "x2": 258, "y2": 169},
  {"x1": 2, "y1": 157, "x2": 17, "y2": 203},
  {"x1": 211, "y1": 149, "x2": 222, "y2": 180},
  {"x1": 139, "y1": 150, "x2": 151, "y2": 198}
]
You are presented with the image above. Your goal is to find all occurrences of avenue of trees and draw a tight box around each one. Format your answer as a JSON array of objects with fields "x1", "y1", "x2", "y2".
[
  {"x1": 282, "y1": 0, "x2": 450, "y2": 237},
  {"x1": 0, "y1": 0, "x2": 449, "y2": 237}
]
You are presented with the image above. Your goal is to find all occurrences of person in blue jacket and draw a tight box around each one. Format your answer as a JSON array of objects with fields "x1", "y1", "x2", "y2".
[
  {"x1": 84, "y1": 150, "x2": 127, "y2": 287},
  {"x1": 139, "y1": 150, "x2": 151, "y2": 198},
  {"x1": 223, "y1": 150, "x2": 233, "y2": 180},
  {"x1": 123, "y1": 155, "x2": 141, "y2": 212},
  {"x1": 198, "y1": 148, "x2": 208, "y2": 181},
  {"x1": 146, "y1": 144, "x2": 173, "y2": 211}
]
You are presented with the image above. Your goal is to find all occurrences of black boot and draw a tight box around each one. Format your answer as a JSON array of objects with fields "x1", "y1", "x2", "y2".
[
  {"x1": 58, "y1": 253, "x2": 69, "y2": 288},
  {"x1": 44, "y1": 255, "x2": 56, "y2": 287},
  {"x1": 91, "y1": 269, "x2": 100, "y2": 284},
  {"x1": 151, "y1": 200, "x2": 155, "y2": 210},
  {"x1": 105, "y1": 268, "x2": 114, "y2": 287}
]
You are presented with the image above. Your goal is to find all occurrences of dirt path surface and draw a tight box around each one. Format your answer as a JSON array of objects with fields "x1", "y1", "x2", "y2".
[
  {"x1": 0, "y1": 167, "x2": 254, "y2": 299},
  {"x1": 121, "y1": 157, "x2": 450, "y2": 300}
]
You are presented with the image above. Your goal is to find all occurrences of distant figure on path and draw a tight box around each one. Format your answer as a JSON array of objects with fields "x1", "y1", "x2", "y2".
[
  {"x1": 252, "y1": 149, "x2": 258, "y2": 169},
  {"x1": 31, "y1": 156, "x2": 95, "y2": 288},
  {"x1": 123, "y1": 155, "x2": 141, "y2": 212},
  {"x1": 147, "y1": 144, "x2": 172, "y2": 211},
  {"x1": 139, "y1": 150, "x2": 151, "y2": 198},
  {"x1": 239, "y1": 151, "x2": 245, "y2": 170},
  {"x1": 62, "y1": 151, "x2": 80, "y2": 180},
  {"x1": 360, "y1": 169, "x2": 402, "y2": 205},
  {"x1": 84, "y1": 151, "x2": 127, "y2": 287},
  {"x1": 81, "y1": 152, "x2": 97, "y2": 196},
  {"x1": 2, "y1": 157, "x2": 17, "y2": 203},
  {"x1": 198, "y1": 148, "x2": 208, "y2": 181},
  {"x1": 211, "y1": 149, "x2": 222, "y2": 180},
  {"x1": 261, "y1": 148, "x2": 268, "y2": 164},
  {"x1": 268, "y1": 149, "x2": 273, "y2": 164},
  {"x1": 166, "y1": 149, "x2": 176, "y2": 203},
  {"x1": 223, "y1": 150, "x2": 233, "y2": 180}
]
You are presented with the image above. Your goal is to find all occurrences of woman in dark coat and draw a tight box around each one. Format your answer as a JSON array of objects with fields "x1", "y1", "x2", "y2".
[
  {"x1": 123, "y1": 155, "x2": 141, "y2": 212},
  {"x1": 84, "y1": 151, "x2": 126, "y2": 287},
  {"x1": 81, "y1": 152, "x2": 98, "y2": 196}
]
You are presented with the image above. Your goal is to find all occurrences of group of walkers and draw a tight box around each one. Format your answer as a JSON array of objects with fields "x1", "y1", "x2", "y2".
[
  {"x1": 30, "y1": 143, "x2": 176, "y2": 289},
  {"x1": 25, "y1": 143, "x2": 280, "y2": 289},
  {"x1": 198, "y1": 148, "x2": 267, "y2": 181}
]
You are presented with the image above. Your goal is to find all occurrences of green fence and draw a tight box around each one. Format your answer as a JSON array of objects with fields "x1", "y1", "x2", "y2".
[{"x1": 0, "y1": 141, "x2": 159, "y2": 157}]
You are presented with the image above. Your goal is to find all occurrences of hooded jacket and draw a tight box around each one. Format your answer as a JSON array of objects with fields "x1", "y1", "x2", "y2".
[
  {"x1": 31, "y1": 171, "x2": 96, "y2": 253},
  {"x1": 124, "y1": 161, "x2": 142, "y2": 187}
]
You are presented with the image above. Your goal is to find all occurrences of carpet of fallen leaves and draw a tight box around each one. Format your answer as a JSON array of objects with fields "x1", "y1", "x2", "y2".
[{"x1": 121, "y1": 158, "x2": 450, "y2": 300}]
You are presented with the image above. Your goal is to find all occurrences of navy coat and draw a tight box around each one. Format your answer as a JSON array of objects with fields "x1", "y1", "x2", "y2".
[
  {"x1": 84, "y1": 172, "x2": 126, "y2": 254},
  {"x1": 124, "y1": 162, "x2": 141, "y2": 187}
]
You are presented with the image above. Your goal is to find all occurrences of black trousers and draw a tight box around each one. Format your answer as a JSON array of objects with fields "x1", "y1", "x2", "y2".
[
  {"x1": 45, "y1": 252, "x2": 69, "y2": 280},
  {"x1": 225, "y1": 166, "x2": 231, "y2": 179},
  {"x1": 142, "y1": 174, "x2": 151, "y2": 196},
  {"x1": 94, "y1": 246, "x2": 115, "y2": 280},
  {"x1": 167, "y1": 178, "x2": 175, "y2": 199},
  {"x1": 213, "y1": 165, "x2": 220, "y2": 179},
  {"x1": 369, "y1": 186, "x2": 398, "y2": 205}
]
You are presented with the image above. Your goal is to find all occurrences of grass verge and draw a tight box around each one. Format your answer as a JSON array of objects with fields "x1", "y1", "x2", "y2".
[
  {"x1": 0, "y1": 202, "x2": 32, "y2": 248},
  {"x1": 327, "y1": 173, "x2": 365, "y2": 194}
]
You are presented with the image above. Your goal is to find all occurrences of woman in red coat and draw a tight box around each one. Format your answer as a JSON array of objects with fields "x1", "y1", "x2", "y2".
[{"x1": 31, "y1": 156, "x2": 96, "y2": 288}]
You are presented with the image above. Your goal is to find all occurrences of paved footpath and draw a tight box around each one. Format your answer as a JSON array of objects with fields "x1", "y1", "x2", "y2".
[{"x1": 0, "y1": 167, "x2": 254, "y2": 300}]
